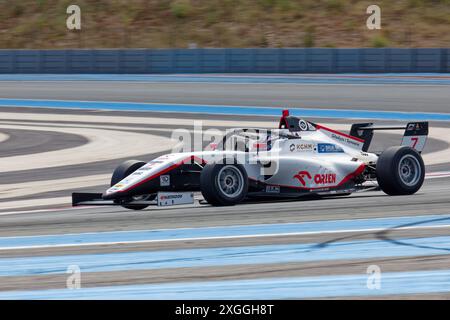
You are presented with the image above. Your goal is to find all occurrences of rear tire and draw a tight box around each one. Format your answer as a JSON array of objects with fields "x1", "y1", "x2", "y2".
[
  {"x1": 376, "y1": 146, "x2": 425, "y2": 196},
  {"x1": 111, "y1": 160, "x2": 149, "y2": 210},
  {"x1": 200, "y1": 163, "x2": 248, "y2": 206}
]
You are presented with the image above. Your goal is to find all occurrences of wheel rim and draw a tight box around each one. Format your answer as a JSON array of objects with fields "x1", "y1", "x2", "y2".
[
  {"x1": 217, "y1": 165, "x2": 244, "y2": 198},
  {"x1": 398, "y1": 155, "x2": 421, "y2": 187}
]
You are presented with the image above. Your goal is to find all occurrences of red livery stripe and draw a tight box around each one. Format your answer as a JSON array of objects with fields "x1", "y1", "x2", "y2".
[
  {"x1": 251, "y1": 163, "x2": 366, "y2": 191},
  {"x1": 316, "y1": 124, "x2": 365, "y2": 143},
  {"x1": 120, "y1": 155, "x2": 206, "y2": 193}
]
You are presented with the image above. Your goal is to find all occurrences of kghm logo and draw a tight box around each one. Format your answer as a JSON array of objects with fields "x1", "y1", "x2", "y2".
[{"x1": 289, "y1": 143, "x2": 315, "y2": 152}]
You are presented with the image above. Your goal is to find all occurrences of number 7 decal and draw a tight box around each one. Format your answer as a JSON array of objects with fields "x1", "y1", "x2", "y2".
[
  {"x1": 401, "y1": 135, "x2": 426, "y2": 152},
  {"x1": 411, "y1": 137, "x2": 419, "y2": 149}
]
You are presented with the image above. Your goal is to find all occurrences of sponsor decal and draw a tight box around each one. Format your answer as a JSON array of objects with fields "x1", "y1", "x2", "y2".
[
  {"x1": 157, "y1": 192, "x2": 194, "y2": 207},
  {"x1": 317, "y1": 143, "x2": 344, "y2": 153},
  {"x1": 156, "y1": 154, "x2": 178, "y2": 161},
  {"x1": 405, "y1": 122, "x2": 427, "y2": 135},
  {"x1": 160, "y1": 194, "x2": 182, "y2": 200},
  {"x1": 331, "y1": 133, "x2": 345, "y2": 142},
  {"x1": 360, "y1": 152, "x2": 370, "y2": 157},
  {"x1": 160, "y1": 175, "x2": 170, "y2": 186},
  {"x1": 298, "y1": 120, "x2": 308, "y2": 131},
  {"x1": 312, "y1": 187, "x2": 330, "y2": 192},
  {"x1": 265, "y1": 185, "x2": 280, "y2": 193},
  {"x1": 289, "y1": 143, "x2": 316, "y2": 152},
  {"x1": 331, "y1": 133, "x2": 361, "y2": 147},
  {"x1": 208, "y1": 143, "x2": 218, "y2": 150},
  {"x1": 293, "y1": 171, "x2": 312, "y2": 186},
  {"x1": 314, "y1": 173, "x2": 337, "y2": 185},
  {"x1": 293, "y1": 170, "x2": 337, "y2": 187}
]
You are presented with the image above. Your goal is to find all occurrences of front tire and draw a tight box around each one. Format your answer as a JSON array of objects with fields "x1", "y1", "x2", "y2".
[
  {"x1": 200, "y1": 163, "x2": 248, "y2": 206},
  {"x1": 111, "y1": 160, "x2": 149, "y2": 210},
  {"x1": 376, "y1": 146, "x2": 425, "y2": 196}
]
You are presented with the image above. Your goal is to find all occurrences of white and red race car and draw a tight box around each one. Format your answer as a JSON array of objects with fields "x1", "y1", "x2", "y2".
[{"x1": 73, "y1": 110, "x2": 429, "y2": 210}]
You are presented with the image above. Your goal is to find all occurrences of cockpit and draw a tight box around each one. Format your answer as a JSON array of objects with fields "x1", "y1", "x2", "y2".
[
  {"x1": 206, "y1": 110, "x2": 317, "y2": 153},
  {"x1": 216, "y1": 129, "x2": 275, "y2": 152}
]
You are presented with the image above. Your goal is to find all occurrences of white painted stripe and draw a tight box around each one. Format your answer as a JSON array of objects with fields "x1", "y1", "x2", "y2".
[
  {"x1": 426, "y1": 171, "x2": 450, "y2": 176},
  {"x1": 425, "y1": 171, "x2": 450, "y2": 178},
  {"x1": 0, "y1": 111, "x2": 275, "y2": 128},
  {"x1": 0, "y1": 174, "x2": 109, "y2": 199},
  {"x1": 0, "y1": 112, "x2": 450, "y2": 166},
  {"x1": 426, "y1": 175, "x2": 450, "y2": 179},
  {"x1": 0, "y1": 197, "x2": 72, "y2": 212},
  {"x1": 421, "y1": 127, "x2": 450, "y2": 166},
  {"x1": 0, "y1": 204, "x2": 94, "y2": 216},
  {"x1": 1, "y1": 112, "x2": 449, "y2": 165},
  {"x1": 0, "y1": 132, "x2": 9, "y2": 143},
  {"x1": 0, "y1": 124, "x2": 173, "y2": 173},
  {"x1": 2, "y1": 223, "x2": 450, "y2": 251},
  {"x1": 0, "y1": 119, "x2": 193, "y2": 135}
]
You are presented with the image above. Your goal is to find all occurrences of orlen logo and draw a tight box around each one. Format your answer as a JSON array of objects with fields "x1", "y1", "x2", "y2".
[
  {"x1": 293, "y1": 171, "x2": 337, "y2": 186},
  {"x1": 314, "y1": 173, "x2": 336, "y2": 185},
  {"x1": 293, "y1": 171, "x2": 312, "y2": 186}
]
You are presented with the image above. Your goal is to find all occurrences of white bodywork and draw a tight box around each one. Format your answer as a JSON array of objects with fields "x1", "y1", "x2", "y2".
[{"x1": 105, "y1": 123, "x2": 376, "y2": 197}]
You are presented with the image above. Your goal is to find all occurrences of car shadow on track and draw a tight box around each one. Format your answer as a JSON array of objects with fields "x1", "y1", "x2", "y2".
[
  {"x1": 313, "y1": 216, "x2": 450, "y2": 252},
  {"x1": 240, "y1": 193, "x2": 388, "y2": 205}
]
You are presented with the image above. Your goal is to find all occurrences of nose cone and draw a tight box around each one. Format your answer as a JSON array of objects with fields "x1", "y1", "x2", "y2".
[{"x1": 102, "y1": 187, "x2": 121, "y2": 200}]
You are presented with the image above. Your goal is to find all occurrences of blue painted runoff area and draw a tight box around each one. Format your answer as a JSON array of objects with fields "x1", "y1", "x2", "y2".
[
  {"x1": 0, "y1": 235, "x2": 449, "y2": 277},
  {"x1": 1, "y1": 213, "x2": 449, "y2": 250},
  {"x1": 0, "y1": 98, "x2": 449, "y2": 121},
  {"x1": 1, "y1": 269, "x2": 450, "y2": 299},
  {"x1": 0, "y1": 74, "x2": 450, "y2": 85}
]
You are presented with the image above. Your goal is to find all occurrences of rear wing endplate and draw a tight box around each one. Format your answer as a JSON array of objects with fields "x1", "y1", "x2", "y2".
[{"x1": 350, "y1": 122, "x2": 429, "y2": 152}]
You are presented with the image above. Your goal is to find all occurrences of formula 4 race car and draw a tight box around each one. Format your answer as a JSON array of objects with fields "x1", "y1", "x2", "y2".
[{"x1": 72, "y1": 110, "x2": 429, "y2": 210}]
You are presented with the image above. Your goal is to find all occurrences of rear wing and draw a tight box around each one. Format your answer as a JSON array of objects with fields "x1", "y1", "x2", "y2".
[{"x1": 349, "y1": 122, "x2": 429, "y2": 152}]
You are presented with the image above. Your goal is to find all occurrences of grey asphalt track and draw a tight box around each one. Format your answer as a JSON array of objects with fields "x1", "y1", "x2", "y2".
[
  {"x1": 1, "y1": 178, "x2": 449, "y2": 237},
  {"x1": 0, "y1": 78, "x2": 449, "y2": 299},
  {"x1": 0, "y1": 81, "x2": 449, "y2": 112}
]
